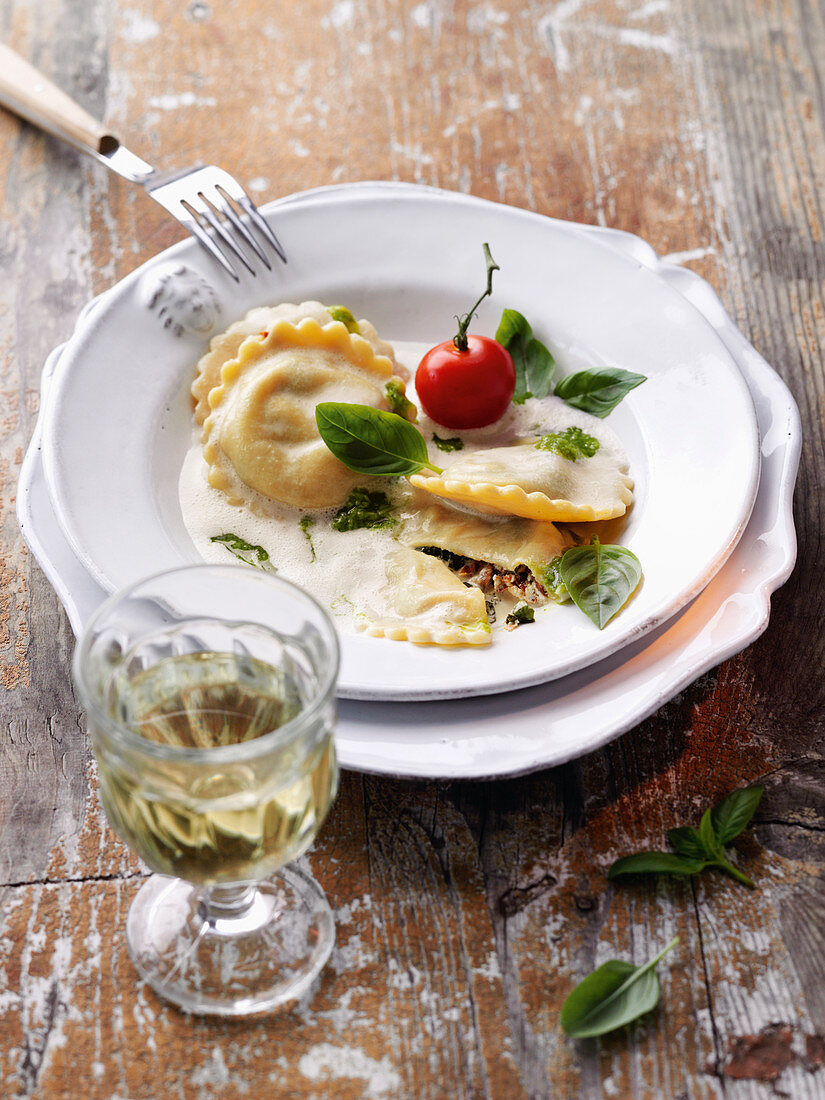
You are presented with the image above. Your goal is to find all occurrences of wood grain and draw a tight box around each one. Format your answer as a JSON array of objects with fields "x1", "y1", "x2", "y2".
[{"x1": 1, "y1": 0, "x2": 824, "y2": 1097}]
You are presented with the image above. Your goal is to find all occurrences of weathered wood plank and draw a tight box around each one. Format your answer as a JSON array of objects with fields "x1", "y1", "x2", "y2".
[
  {"x1": 0, "y1": 2, "x2": 107, "y2": 903},
  {"x1": 1, "y1": 0, "x2": 825, "y2": 1097},
  {"x1": 0, "y1": 772, "x2": 523, "y2": 1098}
]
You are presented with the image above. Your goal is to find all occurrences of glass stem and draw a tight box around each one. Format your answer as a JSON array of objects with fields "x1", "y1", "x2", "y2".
[{"x1": 200, "y1": 882, "x2": 258, "y2": 924}]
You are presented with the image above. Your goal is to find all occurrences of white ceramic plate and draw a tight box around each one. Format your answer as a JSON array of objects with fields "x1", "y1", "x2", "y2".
[
  {"x1": 19, "y1": 202, "x2": 799, "y2": 777},
  {"x1": 40, "y1": 184, "x2": 760, "y2": 701}
]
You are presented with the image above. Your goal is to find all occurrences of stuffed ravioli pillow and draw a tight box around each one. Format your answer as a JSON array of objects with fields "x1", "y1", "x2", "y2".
[
  {"x1": 192, "y1": 300, "x2": 403, "y2": 424},
  {"x1": 409, "y1": 440, "x2": 633, "y2": 522},
  {"x1": 361, "y1": 546, "x2": 491, "y2": 646},
  {"x1": 201, "y1": 317, "x2": 400, "y2": 511},
  {"x1": 400, "y1": 497, "x2": 573, "y2": 574}
]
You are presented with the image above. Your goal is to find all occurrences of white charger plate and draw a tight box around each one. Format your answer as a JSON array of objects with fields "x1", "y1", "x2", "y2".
[
  {"x1": 38, "y1": 184, "x2": 761, "y2": 701},
  {"x1": 19, "y1": 189, "x2": 799, "y2": 777}
]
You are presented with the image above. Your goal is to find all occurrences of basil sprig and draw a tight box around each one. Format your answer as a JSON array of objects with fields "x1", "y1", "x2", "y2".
[
  {"x1": 558, "y1": 542, "x2": 642, "y2": 629},
  {"x1": 495, "y1": 308, "x2": 555, "y2": 404},
  {"x1": 494, "y1": 309, "x2": 645, "y2": 415},
  {"x1": 315, "y1": 403, "x2": 443, "y2": 478},
  {"x1": 210, "y1": 533, "x2": 276, "y2": 573},
  {"x1": 608, "y1": 785, "x2": 764, "y2": 889},
  {"x1": 561, "y1": 937, "x2": 678, "y2": 1039},
  {"x1": 554, "y1": 368, "x2": 646, "y2": 418}
]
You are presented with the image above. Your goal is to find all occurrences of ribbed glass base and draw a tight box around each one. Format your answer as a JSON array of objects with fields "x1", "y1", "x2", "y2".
[{"x1": 126, "y1": 865, "x2": 334, "y2": 1016}]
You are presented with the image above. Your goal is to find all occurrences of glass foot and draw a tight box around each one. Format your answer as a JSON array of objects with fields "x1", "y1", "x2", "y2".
[{"x1": 126, "y1": 865, "x2": 334, "y2": 1016}]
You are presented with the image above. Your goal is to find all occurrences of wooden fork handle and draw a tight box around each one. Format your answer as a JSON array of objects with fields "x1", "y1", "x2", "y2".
[{"x1": 0, "y1": 42, "x2": 117, "y2": 157}]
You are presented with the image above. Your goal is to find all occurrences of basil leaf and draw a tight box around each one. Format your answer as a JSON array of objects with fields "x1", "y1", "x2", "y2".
[
  {"x1": 495, "y1": 309, "x2": 555, "y2": 404},
  {"x1": 505, "y1": 601, "x2": 535, "y2": 627},
  {"x1": 699, "y1": 803, "x2": 757, "y2": 889},
  {"x1": 560, "y1": 937, "x2": 678, "y2": 1038},
  {"x1": 711, "y1": 785, "x2": 764, "y2": 845},
  {"x1": 666, "y1": 827, "x2": 707, "y2": 860},
  {"x1": 315, "y1": 403, "x2": 442, "y2": 477},
  {"x1": 608, "y1": 852, "x2": 707, "y2": 879},
  {"x1": 554, "y1": 368, "x2": 646, "y2": 418},
  {"x1": 558, "y1": 543, "x2": 642, "y2": 629},
  {"x1": 210, "y1": 533, "x2": 276, "y2": 573},
  {"x1": 699, "y1": 807, "x2": 724, "y2": 860}
]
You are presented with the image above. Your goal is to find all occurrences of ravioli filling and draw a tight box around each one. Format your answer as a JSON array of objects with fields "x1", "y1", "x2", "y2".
[{"x1": 416, "y1": 545, "x2": 564, "y2": 622}]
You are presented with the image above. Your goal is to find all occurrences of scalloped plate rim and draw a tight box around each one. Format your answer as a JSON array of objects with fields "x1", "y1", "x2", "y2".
[{"x1": 17, "y1": 191, "x2": 800, "y2": 777}]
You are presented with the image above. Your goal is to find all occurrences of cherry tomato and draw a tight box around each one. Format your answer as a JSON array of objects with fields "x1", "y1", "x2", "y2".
[{"x1": 415, "y1": 336, "x2": 516, "y2": 429}]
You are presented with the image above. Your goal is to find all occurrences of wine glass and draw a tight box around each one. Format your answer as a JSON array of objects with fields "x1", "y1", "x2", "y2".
[{"x1": 72, "y1": 564, "x2": 340, "y2": 1016}]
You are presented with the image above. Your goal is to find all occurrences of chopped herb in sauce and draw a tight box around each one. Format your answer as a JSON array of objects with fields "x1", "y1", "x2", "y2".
[
  {"x1": 536, "y1": 425, "x2": 600, "y2": 461},
  {"x1": 505, "y1": 601, "x2": 535, "y2": 629},
  {"x1": 418, "y1": 545, "x2": 465, "y2": 570},
  {"x1": 331, "y1": 488, "x2": 396, "y2": 532},
  {"x1": 299, "y1": 515, "x2": 317, "y2": 561},
  {"x1": 432, "y1": 433, "x2": 464, "y2": 452},
  {"x1": 210, "y1": 532, "x2": 276, "y2": 572},
  {"x1": 537, "y1": 556, "x2": 571, "y2": 603},
  {"x1": 385, "y1": 379, "x2": 417, "y2": 422},
  {"x1": 327, "y1": 305, "x2": 360, "y2": 333}
]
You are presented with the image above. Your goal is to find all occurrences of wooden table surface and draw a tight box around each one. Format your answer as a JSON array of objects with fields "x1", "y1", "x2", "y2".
[{"x1": 1, "y1": 1, "x2": 824, "y2": 1097}]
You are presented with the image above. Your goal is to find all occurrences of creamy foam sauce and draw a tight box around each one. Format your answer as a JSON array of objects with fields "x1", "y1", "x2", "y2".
[{"x1": 178, "y1": 340, "x2": 629, "y2": 635}]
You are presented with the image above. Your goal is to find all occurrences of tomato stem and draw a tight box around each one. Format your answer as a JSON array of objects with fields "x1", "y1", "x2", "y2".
[{"x1": 453, "y1": 243, "x2": 500, "y2": 351}]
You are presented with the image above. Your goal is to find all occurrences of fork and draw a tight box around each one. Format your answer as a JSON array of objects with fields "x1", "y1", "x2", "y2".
[{"x1": 0, "y1": 43, "x2": 287, "y2": 280}]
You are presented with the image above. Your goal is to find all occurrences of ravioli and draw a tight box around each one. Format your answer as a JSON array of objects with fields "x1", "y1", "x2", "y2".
[
  {"x1": 409, "y1": 441, "x2": 633, "y2": 522},
  {"x1": 361, "y1": 545, "x2": 491, "y2": 646},
  {"x1": 399, "y1": 495, "x2": 574, "y2": 574},
  {"x1": 201, "y1": 316, "x2": 399, "y2": 510},
  {"x1": 191, "y1": 301, "x2": 403, "y2": 425}
]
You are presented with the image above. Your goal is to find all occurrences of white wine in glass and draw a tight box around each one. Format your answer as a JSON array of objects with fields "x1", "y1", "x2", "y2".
[{"x1": 73, "y1": 565, "x2": 340, "y2": 1016}]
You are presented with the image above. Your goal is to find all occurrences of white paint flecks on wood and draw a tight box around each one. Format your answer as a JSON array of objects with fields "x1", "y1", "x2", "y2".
[{"x1": 1, "y1": 0, "x2": 824, "y2": 1097}]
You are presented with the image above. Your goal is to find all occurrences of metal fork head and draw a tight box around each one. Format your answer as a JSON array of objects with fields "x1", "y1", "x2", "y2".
[{"x1": 146, "y1": 165, "x2": 287, "y2": 281}]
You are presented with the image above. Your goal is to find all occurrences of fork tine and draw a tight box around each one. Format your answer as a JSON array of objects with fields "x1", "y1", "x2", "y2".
[
  {"x1": 226, "y1": 186, "x2": 288, "y2": 264},
  {"x1": 213, "y1": 185, "x2": 271, "y2": 270},
  {"x1": 146, "y1": 164, "x2": 286, "y2": 274},
  {"x1": 179, "y1": 200, "x2": 239, "y2": 282},
  {"x1": 194, "y1": 193, "x2": 257, "y2": 276}
]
